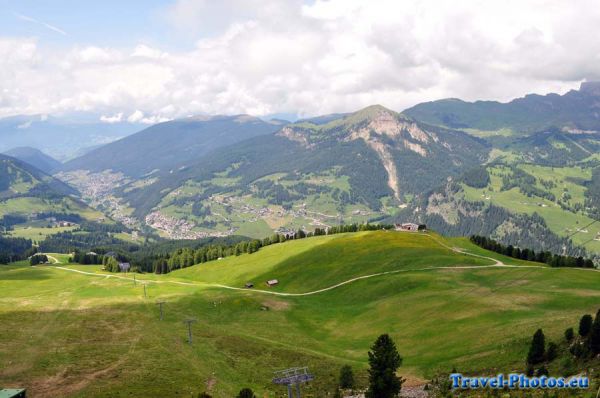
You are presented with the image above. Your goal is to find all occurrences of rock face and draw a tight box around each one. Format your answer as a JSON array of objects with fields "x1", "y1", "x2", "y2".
[
  {"x1": 580, "y1": 81, "x2": 600, "y2": 97},
  {"x1": 277, "y1": 105, "x2": 479, "y2": 204}
]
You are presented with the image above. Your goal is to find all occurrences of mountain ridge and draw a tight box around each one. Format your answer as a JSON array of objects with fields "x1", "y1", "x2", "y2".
[{"x1": 3, "y1": 147, "x2": 62, "y2": 174}]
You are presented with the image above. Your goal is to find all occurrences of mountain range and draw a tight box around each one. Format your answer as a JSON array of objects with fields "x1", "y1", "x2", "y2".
[
  {"x1": 0, "y1": 114, "x2": 143, "y2": 161},
  {"x1": 59, "y1": 114, "x2": 286, "y2": 177},
  {"x1": 3, "y1": 82, "x2": 600, "y2": 257},
  {"x1": 404, "y1": 81, "x2": 600, "y2": 134}
]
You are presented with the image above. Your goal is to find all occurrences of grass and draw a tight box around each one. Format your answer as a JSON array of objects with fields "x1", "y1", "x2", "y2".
[
  {"x1": 7, "y1": 226, "x2": 77, "y2": 241},
  {"x1": 1, "y1": 231, "x2": 599, "y2": 397},
  {"x1": 461, "y1": 163, "x2": 600, "y2": 252}
]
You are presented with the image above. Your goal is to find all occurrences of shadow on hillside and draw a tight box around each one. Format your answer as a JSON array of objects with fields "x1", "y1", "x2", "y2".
[{"x1": 0, "y1": 266, "x2": 55, "y2": 280}]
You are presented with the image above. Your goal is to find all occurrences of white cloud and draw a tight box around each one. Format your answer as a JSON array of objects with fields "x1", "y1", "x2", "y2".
[
  {"x1": 131, "y1": 45, "x2": 167, "y2": 60},
  {"x1": 127, "y1": 110, "x2": 170, "y2": 124},
  {"x1": 127, "y1": 110, "x2": 145, "y2": 123},
  {"x1": 2, "y1": 0, "x2": 600, "y2": 120},
  {"x1": 100, "y1": 112, "x2": 124, "y2": 123},
  {"x1": 17, "y1": 120, "x2": 32, "y2": 129}
]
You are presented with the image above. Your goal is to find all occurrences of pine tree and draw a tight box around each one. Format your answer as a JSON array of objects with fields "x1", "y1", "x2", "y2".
[
  {"x1": 527, "y1": 329, "x2": 545, "y2": 365},
  {"x1": 564, "y1": 327, "x2": 574, "y2": 342},
  {"x1": 236, "y1": 388, "x2": 255, "y2": 398},
  {"x1": 590, "y1": 309, "x2": 600, "y2": 355},
  {"x1": 366, "y1": 334, "x2": 404, "y2": 398},
  {"x1": 579, "y1": 314, "x2": 593, "y2": 337},
  {"x1": 339, "y1": 365, "x2": 355, "y2": 389}
]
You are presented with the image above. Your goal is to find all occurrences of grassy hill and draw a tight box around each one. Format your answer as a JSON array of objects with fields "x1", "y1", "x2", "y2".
[{"x1": 1, "y1": 231, "x2": 598, "y2": 397}]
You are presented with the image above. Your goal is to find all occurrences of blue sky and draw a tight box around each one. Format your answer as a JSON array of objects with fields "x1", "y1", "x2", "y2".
[
  {"x1": 0, "y1": 0, "x2": 192, "y2": 49},
  {"x1": 0, "y1": 1, "x2": 596, "y2": 121}
]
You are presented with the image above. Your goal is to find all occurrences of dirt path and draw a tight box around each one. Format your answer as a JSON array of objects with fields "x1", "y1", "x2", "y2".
[{"x1": 46, "y1": 255, "x2": 61, "y2": 264}]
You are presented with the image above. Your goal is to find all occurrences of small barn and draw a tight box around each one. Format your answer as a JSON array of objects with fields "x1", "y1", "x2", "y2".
[
  {"x1": 118, "y1": 262, "x2": 131, "y2": 272},
  {"x1": 395, "y1": 223, "x2": 426, "y2": 232},
  {"x1": 266, "y1": 279, "x2": 279, "y2": 287}
]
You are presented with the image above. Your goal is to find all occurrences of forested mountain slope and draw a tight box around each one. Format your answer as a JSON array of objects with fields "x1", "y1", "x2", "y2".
[{"x1": 404, "y1": 81, "x2": 600, "y2": 134}]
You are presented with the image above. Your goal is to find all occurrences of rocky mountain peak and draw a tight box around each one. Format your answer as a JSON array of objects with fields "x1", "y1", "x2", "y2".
[{"x1": 580, "y1": 81, "x2": 600, "y2": 97}]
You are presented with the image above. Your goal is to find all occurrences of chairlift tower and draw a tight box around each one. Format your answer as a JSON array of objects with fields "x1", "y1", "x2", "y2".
[
  {"x1": 156, "y1": 300, "x2": 166, "y2": 320},
  {"x1": 183, "y1": 318, "x2": 197, "y2": 345},
  {"x1": 273, "y1": 367, "x2": 314, "y2": 398}
]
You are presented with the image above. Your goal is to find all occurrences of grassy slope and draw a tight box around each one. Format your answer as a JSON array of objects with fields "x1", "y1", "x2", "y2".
[
  {"x1": 1, "y1": 231, "x2": 599, "y2": 397},
  {"x1": 462, "y1": 163, "x2": 600, "y2": 253}
]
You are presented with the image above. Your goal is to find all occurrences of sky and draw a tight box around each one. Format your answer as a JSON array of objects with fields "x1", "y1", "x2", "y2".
[{"x1": 1, "y1": 0, "x2": 600, "y2": 123}]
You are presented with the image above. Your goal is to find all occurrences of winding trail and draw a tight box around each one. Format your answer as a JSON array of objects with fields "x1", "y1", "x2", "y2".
[{"x1": 48, "y1": 233, "x2": 599, "y2": 297}]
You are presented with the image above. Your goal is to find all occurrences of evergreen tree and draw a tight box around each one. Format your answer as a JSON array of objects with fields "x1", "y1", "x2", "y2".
[
  {"x1": 339, "y1": 365, "x2": 355, "y2": 389},
  {"x1": 579, "y1": 314, "x2": 593, "y2": 337},
  {"x1": 590, "y1": 309, "x2": 600, "y2": 355},
  {"x1": 366, "y1": 334, "x2": 404, "y2": 398},
  {"x1": 236, "y1": 388, "x2": 255, "y2": 398},
  {"x1": 546, "y1": 342, "x2": 558, "y2": 361},
  {"x1": 564, "y1": 327, "x2": 574, "y2": 342},
  {"x1": 527, "y1": 329, "x2": 545, "y2": 365}
]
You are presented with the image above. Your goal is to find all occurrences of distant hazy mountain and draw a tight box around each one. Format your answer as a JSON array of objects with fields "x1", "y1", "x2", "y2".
[
  {"x1": 0, "y1": 114, "x2": 143, "y2": 161},
  {"x1": 3, "y1": 147, "x2": 62, "y2": 174},
  {"x1": 404, "y1": 81, "x2": 600, "y2": 134},
  {"x1": 60, "y1": 115, "x2": 287, "y2": 177}
]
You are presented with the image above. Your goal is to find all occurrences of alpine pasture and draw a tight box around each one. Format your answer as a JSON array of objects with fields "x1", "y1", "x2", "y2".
[{"x1": 1, "y1": 231, "x2": 599, "y2": 396}]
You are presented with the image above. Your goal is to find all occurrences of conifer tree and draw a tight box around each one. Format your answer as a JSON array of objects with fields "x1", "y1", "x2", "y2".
[
  {"x1": 366, "y1": 334, "x2": 404, "y2": 398},
  {"x1": 590, "y1": 309, "x2": 600, "y2": 355},
  {"x1": 579, "y1": 314, "x2": 593, "y2": 337},
  {"x1": 527, "y1": 329, "x2": 545, "y2": 365}
]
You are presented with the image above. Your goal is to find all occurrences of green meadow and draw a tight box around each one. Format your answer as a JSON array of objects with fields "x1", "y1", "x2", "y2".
[{"x1": 1, "y1": 231, "x2": 599, "y2": 397}]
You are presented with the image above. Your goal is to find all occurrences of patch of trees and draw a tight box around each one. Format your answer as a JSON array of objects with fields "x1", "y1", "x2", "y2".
[
  {"x1": 470, "y1": 235, "x2": 595, "y2": 268},
  {"x1": 191, "y1": 202, "x2": 211, "y2": 218},
  {"x1": 39, "y1": 230, "x2": 127, "y2": 253},
  {"x1": 30, "y1": 254, "x2": 48, "y2": 265},
  {"x1": 585, "y1": 167, "x2": 600, "y2": 220},
  {"x1": 0, "y1": 214, "x2": 28, "y2": 230},
  {"x1": 462, "y1": 166, "x2": 490, "y2": 188},
  {"x1": 35, "y1": 212, "x2": 83, "y2": 223},
  {"x1": 71, "y1": 251, "x2": 104, "y2": 265},
  {"x1": 0, "y1": 235, "x2": 34, "y2": 264},
  {"x1": 501, "y1": 166, "x2": 556, "y2": 201},
  {"x1": 525, "y1": 308, "x2": 600, "y2": 376}
]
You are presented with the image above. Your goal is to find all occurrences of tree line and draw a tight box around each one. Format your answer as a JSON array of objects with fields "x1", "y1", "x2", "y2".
[
  {"x1": 470, "y1": 235, "x2": 596, "y2": 268},
  {"x1": 0, "y1": 235, "x2": 34, "y2": 264},
  {"x1": 526, "y1": 308, "x2": 600, "y2": 377}
]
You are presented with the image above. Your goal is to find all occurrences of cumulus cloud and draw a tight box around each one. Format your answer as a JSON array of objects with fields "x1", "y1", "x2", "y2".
[
  {"x1": 100, "y1": 113, "x2": 124, "y2": 123},
  {"x1": 2, "y1": 0, "x2": 600, "y2": 120}
]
